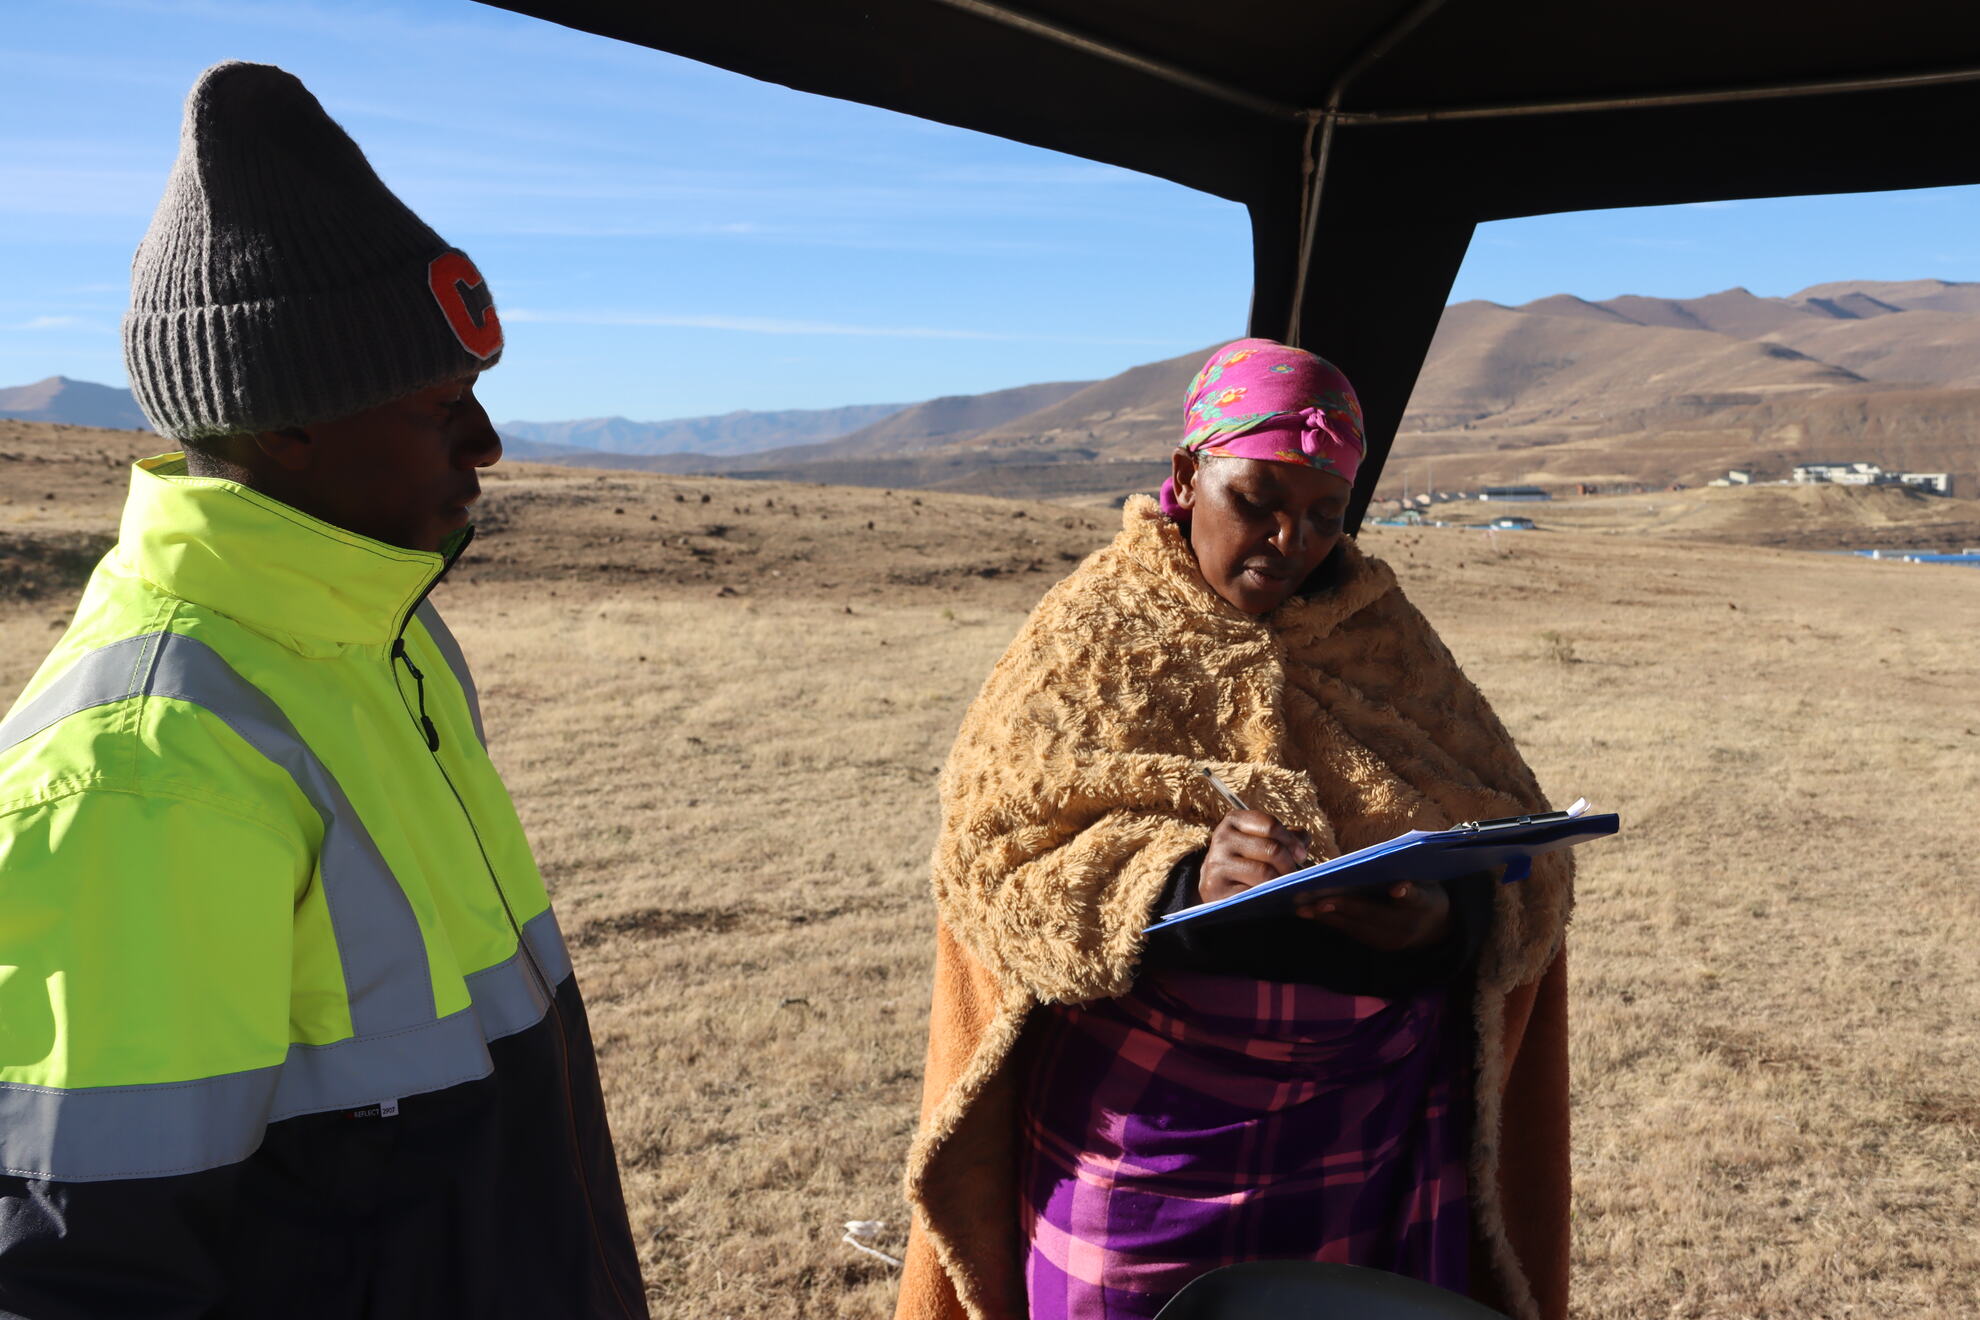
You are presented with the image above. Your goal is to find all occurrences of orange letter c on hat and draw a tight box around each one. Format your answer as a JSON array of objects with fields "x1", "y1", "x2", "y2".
[{"x1": 427, "y1": 251, "x2": 502, "y2": 360}]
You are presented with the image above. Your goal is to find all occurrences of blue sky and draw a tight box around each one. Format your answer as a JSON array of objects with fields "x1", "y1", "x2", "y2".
[{"x1": 7, "y1": 0, "x2": 1980, "y2": 424}]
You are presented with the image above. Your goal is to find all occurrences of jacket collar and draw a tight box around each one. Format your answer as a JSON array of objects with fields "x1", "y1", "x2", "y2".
[
  {"x1": 118, "y1": 454, "x2": 455, "y2": 648},
  {"x1": 1115, "y1": 494, "x2": 1394, "y2": 640}
]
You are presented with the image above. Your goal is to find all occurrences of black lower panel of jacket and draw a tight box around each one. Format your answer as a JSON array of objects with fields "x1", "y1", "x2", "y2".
[
  {"x1": 1141, "y1": 851, "x2": 1495, "y2": 997},
  {"x1": 0, "y1": 976, "x2": 649, "y2": 1320}
]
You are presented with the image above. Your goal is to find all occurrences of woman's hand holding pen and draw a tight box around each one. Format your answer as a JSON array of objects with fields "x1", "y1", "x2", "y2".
[
  {"x1": 1199, "y1": 809, "x2": 1452, "y2": 952},
  {"x1": 1199, "y1": 811, "x2": 1309, "y2": 903}
]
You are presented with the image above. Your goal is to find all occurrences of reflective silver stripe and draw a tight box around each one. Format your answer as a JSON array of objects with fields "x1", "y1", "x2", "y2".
[
  {"x1": 142, "y1": 632, "x2": 436, "y2": 1037},
  {"x1": 519, "y1": 905, "x2": 573, "y2": 986},
  {"x1": 0, "y1": 953, "x2": 570, "y2": 1182},
  {"x1": 467, "y1": 933, "x2": 555, "y2": 1043},
  {"x1": 0, "y1": 1067, "x2": 280, "y2": 1183},
  {"x1": 0, "y1": 629, "x2": 572, "y2": 1181},
  {"x1": 473, "y1": 929, "x2": 570, "y2": 1045},
  {"x1": 461, "y1": 912, "x2": 571, "y2": 1049},
  {"x1": 4, "y1": 631, "x2": 433, "y2": 1036},
  {"x1": 415, "y1": 600, "x2": 485, "y2": 748},
  {"x1": 0, "y1": 633, "x2": 165, "y2": 753}
]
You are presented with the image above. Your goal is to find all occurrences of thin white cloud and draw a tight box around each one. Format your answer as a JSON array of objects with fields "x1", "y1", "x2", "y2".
[
  {"x1": 74, "y1": 0, "x2": 668, "y2": 71},
  {"x1": 473, "y1": 219, "x2": 1058, "y2": 256},
  {"x1": 503, "y1": 309, "x2": 1013, "y2": 340},
  {"x1": 0, "y1": 47, "x2": 188, "y2": 90},
  {"x1": 502, "y1": 307, "x2": 1173, "y2": 346},
  {"x1": 1613, "y1": 236, "x2": 1705, "y2": 251},
  {"x1": 0, "y1": 315, "x2": 101, "y2": 331},
  {"x1": 0, "y1": 167, "x2": 161, "y2": 217},
  {"x1": 921, "y1": 162, "x2": 1141, "y2": 187}
]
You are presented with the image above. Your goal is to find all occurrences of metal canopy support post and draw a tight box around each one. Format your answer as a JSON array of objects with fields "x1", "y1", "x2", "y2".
[
  {"x1": 1284, "y1": 0, "x2": 1450, "y2": 347},
  {"x1": 1283, "y1": 110, "x2": 1336, "y2": 350}
]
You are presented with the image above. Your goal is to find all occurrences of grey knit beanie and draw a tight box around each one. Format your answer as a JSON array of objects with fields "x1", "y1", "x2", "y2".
[{"x1": 123, "y1": 61, "x2": 502, "y2": 440}]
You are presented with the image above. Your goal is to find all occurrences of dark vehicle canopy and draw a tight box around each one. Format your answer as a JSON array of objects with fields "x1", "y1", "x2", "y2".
[{"x1": 481, "y1": 0, "x2": 1980, "y2": 528}]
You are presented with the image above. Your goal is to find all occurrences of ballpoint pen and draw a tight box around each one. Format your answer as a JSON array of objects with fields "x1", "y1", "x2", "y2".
[{"x1": 1197, "y1": 766, "x2": 1251, "y2": 814}]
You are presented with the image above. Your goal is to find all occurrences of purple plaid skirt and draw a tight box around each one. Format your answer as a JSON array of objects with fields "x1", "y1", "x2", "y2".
[{"x1": 1017, "y1": 971, "x2": 1469, "y2": 1320}]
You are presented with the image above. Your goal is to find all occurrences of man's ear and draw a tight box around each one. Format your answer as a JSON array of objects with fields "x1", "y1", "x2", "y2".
[
  {"x1": 1170, "y1": 449, "x2": 1201, "y2": 510},
  {"x1": 252, "y1": 426, "x2": 315, "y2": 473}
]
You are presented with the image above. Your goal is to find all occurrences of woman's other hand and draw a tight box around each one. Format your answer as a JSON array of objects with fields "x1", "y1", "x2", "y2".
[
  {"x1": 1199, "y1": 811, "x2": 1311, "y2": 904},
  {"x1": 1295, "y1": 881, "x2": 1452, "y2": 951}
]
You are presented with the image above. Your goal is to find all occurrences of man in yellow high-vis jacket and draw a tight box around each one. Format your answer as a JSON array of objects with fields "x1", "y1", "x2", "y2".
[{"x1": 0, "y1": 63, "x2": 647, "y2": 1318}]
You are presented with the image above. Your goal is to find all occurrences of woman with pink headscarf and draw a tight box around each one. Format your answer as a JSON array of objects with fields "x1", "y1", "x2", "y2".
[{"x1": 897, "y1": 340, "x2": 1574, "y2": 1320}]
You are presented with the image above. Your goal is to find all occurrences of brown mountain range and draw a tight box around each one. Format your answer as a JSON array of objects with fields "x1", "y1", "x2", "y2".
[
  {"x1": 11, "y1": 278, "x2": 1978, "y2": 504},
  {"x1": 650, "y1": 278, "x2": 1980, "y2": 503}
]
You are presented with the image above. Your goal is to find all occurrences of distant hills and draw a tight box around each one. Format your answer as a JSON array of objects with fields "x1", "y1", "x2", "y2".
[
  {"x1": 551, "y1": 378, "x2": 1099, "y2": 475},
  {"x1": 0, "y1": 375, "x2": 1091, "y2": 466},
  {"x1": 710, "y1": 277, "x2": 1980, "y2": 502},
  {"x1": 0, "y1": 377, "x2": 149, "y2": 430},
  {"x1": 1389, "y1": 278, "x2": 1980, "y2": 499},
  {"x1": 496, "y1": 402, "x2": 910, "y2": 458},
  {"x1": 12, "y1": 278, "x2": 1980, "y2": 502},
  {"x1": 497, "y1": 277, "x2": 1980, "y2": 502}
]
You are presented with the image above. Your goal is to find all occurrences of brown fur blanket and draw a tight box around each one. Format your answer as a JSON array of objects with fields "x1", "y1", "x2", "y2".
[{"x1": 896, "y1": 497, "x2": 1573, "y2": 1320}]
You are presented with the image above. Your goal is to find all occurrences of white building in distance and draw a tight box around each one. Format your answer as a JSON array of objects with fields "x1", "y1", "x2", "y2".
[
  {"x1": 1790, "y1": 461, "x2": 1953, "y2": 496},
  {"x1": 1793, "y1": 460, "x2": 1883, "y2": 484}
]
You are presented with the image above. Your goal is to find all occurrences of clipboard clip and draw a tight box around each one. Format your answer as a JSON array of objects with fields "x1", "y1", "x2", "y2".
[{"x1": 1450, "y1": 797, "x2": 1590, "y2": 834}]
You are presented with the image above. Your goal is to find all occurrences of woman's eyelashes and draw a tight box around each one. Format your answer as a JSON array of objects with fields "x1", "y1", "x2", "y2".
[
  {"x1": 1233, "y1": 490, "x2": 1288, "y2": 522},
  {"x1": 1236, "y1": 490, "x2": 1343, "y2": 533}
]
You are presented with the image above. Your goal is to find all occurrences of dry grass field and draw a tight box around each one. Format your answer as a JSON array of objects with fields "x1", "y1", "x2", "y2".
[{"x1": 5, "y1": 421, "x2": 1980, "y2": 1318}]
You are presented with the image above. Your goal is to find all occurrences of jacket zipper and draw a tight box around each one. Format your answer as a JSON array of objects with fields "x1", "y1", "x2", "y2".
[
  {"x1": 388, "y1": 535, "x2": 643, "y2": 1320},
  {"x1": 390, "y1": 640, "x2": 441, "y2": 752}
]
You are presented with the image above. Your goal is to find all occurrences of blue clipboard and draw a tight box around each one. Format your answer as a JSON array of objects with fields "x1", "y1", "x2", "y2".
[{"x1": 1144, "y1": 807, "x2": 1618, "y2": 934}]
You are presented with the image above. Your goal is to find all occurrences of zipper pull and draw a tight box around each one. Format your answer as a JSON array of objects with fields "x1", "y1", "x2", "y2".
[{"x1": 391, "y1": 640, "x2": 444, "y2": 752}]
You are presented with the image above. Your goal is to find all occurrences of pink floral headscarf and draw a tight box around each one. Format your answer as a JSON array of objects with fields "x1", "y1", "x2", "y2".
[{"x1": 1157, "y1": 338, "x2": 1367, "y2": 518}]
